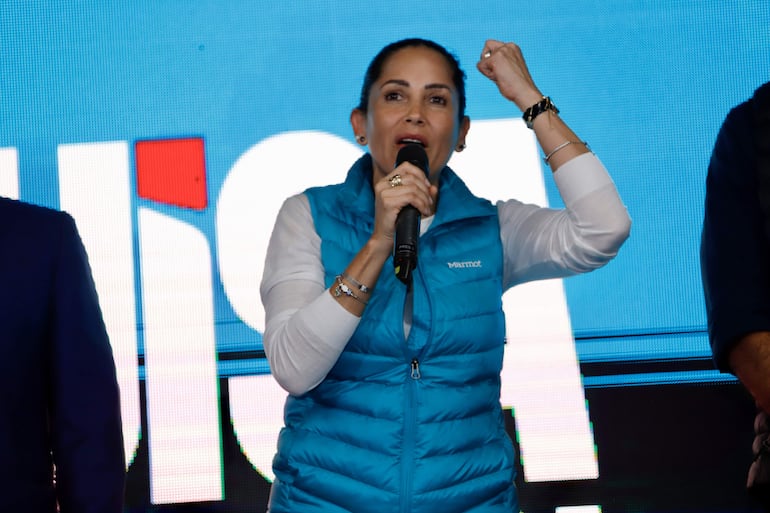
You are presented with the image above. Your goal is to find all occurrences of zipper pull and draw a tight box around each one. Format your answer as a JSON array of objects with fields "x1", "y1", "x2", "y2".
[{"x1": 410, "y1": 358, "x2": 421, "y2": 380}]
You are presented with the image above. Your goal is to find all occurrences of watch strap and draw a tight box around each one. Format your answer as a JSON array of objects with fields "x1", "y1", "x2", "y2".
[{"x1": 523, "y1": 96, "x2": 559, "y2": 129}]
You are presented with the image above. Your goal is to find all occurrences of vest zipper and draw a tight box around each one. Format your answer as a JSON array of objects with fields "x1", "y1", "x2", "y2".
[
  {"x1": 401, "y1": 244, "x2": 426, "y2": 512},
  {"x1": 410, "y1": 358, "x2": 421, "y2": 379},
  {"x1": 401, "y1": 357, "x2": 420, "y2": 513}
]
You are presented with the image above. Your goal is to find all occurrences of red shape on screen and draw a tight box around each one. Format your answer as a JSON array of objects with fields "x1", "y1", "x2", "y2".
[{"x1": 135, "y1": 138, "x2": 207, "y2": 210}]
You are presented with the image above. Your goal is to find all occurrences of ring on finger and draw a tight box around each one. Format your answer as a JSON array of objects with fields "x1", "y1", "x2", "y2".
[
  {"x1": 389, "y1": 174, "x2": 403, "y2": 187},
  {"x1": 483, "y1": 50, "x2": 492, "y2": 59}
]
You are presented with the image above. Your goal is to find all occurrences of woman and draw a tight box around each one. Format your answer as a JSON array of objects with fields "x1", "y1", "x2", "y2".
[{"x1": 260, "y1": 38, "x2": 631, "y2": 513}]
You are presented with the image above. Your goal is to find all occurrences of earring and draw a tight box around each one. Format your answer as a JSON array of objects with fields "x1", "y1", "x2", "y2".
[
  {"x1": 357, "y1": 135, "x2": 367, "y2": 144},
  {"x1": 456, "y1": 143, "x2": 466, "y2": 151}
]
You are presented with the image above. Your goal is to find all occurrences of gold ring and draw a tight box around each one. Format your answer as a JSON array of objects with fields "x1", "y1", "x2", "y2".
[
  {"x1": 483, "y1": 50, "x2": 492, "y2": 59},
  {"x1": 389, "y1": 174, "x2": 403, "y2": 187}
]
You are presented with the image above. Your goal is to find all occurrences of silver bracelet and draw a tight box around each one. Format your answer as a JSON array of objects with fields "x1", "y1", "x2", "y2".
[
  {"x1": 341, "y1": 271, "x2": 371, "y2": 294},
  {"x1": 543, "y1": 140, "x2": 589, "y2": 164},
  {"x1": 333, "y1": 275, "x2": 368, "y2": 305}
]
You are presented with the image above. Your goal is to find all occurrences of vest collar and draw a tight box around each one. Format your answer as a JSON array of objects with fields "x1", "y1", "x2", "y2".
[{"x1": 341, "y1": 153, "x2": 495, "y2": 228}]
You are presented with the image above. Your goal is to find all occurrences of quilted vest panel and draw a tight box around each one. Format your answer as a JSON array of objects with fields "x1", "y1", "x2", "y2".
[{"x1": 269, "y1": 155, "x2": 517, "y2": 513}]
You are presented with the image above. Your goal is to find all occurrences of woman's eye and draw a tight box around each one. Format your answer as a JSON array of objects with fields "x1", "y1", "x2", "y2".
[
  {"x1": 384, "y1": 92, "x2": 402, "y2": 101},
  {"x1": 429, "y1": 96, "x2": 448, "y2": 105}
]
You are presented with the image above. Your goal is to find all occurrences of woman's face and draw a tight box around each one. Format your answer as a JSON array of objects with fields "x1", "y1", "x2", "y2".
[{"x1": 352, "y1": 46, "x2": 469, "y2": 183}]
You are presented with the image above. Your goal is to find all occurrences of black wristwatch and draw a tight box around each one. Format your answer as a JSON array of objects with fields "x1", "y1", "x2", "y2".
[{"x1": 522, "y1": 96, "x2": 559, "y2": 129}]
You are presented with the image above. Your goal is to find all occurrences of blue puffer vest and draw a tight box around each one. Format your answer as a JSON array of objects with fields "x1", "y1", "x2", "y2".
[{"x1": 268, "y1": 154, "x2": 517, "y2": 513}]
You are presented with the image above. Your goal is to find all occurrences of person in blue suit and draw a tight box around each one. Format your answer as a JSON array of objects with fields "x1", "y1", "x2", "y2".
[
  {"x1": 702, "y1": 81, "x2": 770, "y2": 508},
  {"x1": 0, "y1": 196, "x2": 126, "y2": 512}
]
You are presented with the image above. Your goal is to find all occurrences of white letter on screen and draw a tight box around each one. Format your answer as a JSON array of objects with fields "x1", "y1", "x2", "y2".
[
  {"x1": 449, "y1": 119, "x2": 599, "y2": 482},
  {"x1": 556, "y1": 506, "x2": 602, "y2": 513},
  {"x1": 57, "y1": 141, "x2": 141, "y2": 469},
  {"x1": 0, "y1": 147, "x2": 19, "y2": 200},
  {"x1": 138, "y1": 208, "x2": 223, "y2": 503},
  {"x1": 220, "y1": 131, "x2": 361, "y2": 479},
  {"x1": 216, "y1": 131, "x2": 362, "y2": 333},
  {"x1": 228, "y1": 374, "x2": 286, "y2": 482}
]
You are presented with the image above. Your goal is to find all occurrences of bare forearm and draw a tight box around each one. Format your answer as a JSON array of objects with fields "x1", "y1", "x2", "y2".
[
  {"x1": 329, "y1": 237, "x2": 390, "y2": 317},
  {"x1": 261, "y1": 194, "x2": 395, "y2": 393},
  {"x1": 529, "y1": 107, "x2": 591, "y2": 171},
  {"x1": 730, "y1": 331, "x2": 770, "y2": 413},
  {"x1": 475, "y1": 41, "x2": 590, "y2": 172}
]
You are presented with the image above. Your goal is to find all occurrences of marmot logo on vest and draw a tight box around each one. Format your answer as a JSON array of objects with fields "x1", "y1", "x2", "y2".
[{"x1": 447, "y1": 260, "x2": 482, "y2": 269}]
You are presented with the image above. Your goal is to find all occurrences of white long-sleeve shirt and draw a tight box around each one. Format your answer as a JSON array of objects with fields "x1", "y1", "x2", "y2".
[{"x1": 260, "y1": 152, "x2": 631, "y2": 395}]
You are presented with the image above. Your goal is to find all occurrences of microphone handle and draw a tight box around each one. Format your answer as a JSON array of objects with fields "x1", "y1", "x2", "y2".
[
  {"x1": 394, "y1": 205, "x2": 420, "y2": 285},
  {"x1": 392, "y1": 143, "x2": 429, "y2": 286}
]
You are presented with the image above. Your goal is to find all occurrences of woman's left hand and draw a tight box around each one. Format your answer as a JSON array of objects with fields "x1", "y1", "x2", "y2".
[{"x1": 476, "y1": 39, "x2": 543, "y2": 112}]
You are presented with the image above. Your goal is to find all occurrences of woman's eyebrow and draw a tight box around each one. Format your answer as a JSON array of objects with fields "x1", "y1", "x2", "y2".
[{"x1": 381, "y1": 79, "x2": 451, "y2": 91}]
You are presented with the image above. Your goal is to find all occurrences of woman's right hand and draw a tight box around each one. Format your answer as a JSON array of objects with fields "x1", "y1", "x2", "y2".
[{"x1": 370, "y1": 160, "x2": 437, "y2": 255}]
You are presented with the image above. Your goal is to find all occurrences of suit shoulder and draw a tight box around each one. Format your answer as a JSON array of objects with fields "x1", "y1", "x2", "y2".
[
  {"x1": 0, "y1": 196, "x2": 73, "y2": 224},
  {"x1": 0, "y1": 197, "x2": 76, "y2": 247}
]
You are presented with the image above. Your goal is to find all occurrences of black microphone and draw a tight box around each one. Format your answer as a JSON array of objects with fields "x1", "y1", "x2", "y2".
[{"x1": 393, "y1": 143, "x2": 429, "y2": 285}]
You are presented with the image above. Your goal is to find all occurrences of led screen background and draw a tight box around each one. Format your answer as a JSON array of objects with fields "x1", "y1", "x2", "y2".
[{"x1": 1, "y1": 1, "x2": 769, "y2": 512}]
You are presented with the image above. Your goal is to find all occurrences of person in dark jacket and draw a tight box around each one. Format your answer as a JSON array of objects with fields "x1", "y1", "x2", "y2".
[
  {"x1": 701, "y1": 81, "x2": 770, "y2": 507},
  {"x1": 261, "y1": 38, "x2": 631, "y2": 512},
  {"x1": 0, "y1": 196, "x2": 126, "y2": 513}
]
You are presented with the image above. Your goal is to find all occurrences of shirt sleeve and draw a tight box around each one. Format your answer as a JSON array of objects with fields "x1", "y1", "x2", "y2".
[
  {"x1": 499, "y1": 152, "x2": 632, "y2": 289},
  {"x1": 701, "y1": 101, "x2": 770, "y2": 372},
  {"x1": 260, "y1": 194, "x2": 360, "y2": 396}
]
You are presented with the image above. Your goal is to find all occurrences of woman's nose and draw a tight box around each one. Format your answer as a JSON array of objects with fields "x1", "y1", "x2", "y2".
[{"x1": 404, "y1": 102, "x2": 425, "y2": 125}]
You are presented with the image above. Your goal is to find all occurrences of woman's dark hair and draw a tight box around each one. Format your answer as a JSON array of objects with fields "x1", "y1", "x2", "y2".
[{"x1": 356, "y1": 38, "x2": 467, "y2": 121}]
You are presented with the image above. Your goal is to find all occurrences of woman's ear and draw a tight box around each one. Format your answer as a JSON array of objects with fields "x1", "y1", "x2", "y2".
[
  {"x1": 350, "y1": 109, "x2": 367, "y2": 145},
  {"x1": 456, "y1": 116, "x2": 471, "y2": 151}
]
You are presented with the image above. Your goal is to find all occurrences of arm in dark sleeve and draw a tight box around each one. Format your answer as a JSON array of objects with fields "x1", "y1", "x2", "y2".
[
  {"x1": 701, "y1": 101, "x2": 770, "y2": 372},
  {"x1": 48, "y1": 212, "x2": 126, "y2": 513}
]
